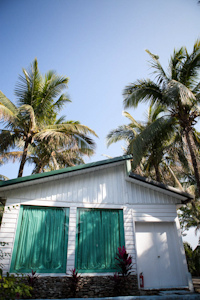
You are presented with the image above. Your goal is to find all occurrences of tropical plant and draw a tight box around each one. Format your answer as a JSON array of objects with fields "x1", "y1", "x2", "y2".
[
  {"x1": 27, "y1": 270, "x2": 39, "y2": 287},
  {"x1": 115, "y1": 246, "x2": 133, "y2": 277},
  {"x1": 0, "y1": 59, "x2": 97, "y2": 177},
  {"x1": 123, "y1": 40, "x2": 200, "y2": 196},
  {"x1": 107, "y1": 106, "x2": 176, "y2": 183},
  {"x1": 0, "y1": 269, "x2": 32, "y2": 300},
  {"x1": 68, "y1": 268, "x2": 81, "y2": 295}
]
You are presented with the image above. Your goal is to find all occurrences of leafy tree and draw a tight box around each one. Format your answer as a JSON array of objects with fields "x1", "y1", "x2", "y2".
[
  {"x1": 0, "y1": 59, "x2": 97, "y2": 177},
  {"x1": 123, "y1": 41, "x2": 200, "y2": 196}
]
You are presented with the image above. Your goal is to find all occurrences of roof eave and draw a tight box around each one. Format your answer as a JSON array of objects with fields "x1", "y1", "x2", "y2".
[
  {"x1": 128, "y1": 172, "x2": 194, "y2": 204},
  {"x1": 0, "y1": 155, "x2": 132, "y2": 191}
]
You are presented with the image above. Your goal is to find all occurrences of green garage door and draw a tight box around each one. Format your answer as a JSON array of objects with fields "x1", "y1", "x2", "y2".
[
  {"x1": 10, "y1": 205, "x2": 69, "y2": 273},
  {"x1": 75, "y1": 208, "x2": 125, "y2": 272}
]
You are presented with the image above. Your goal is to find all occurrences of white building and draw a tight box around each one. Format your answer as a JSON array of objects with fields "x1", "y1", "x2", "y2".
[{"x1": 0, "y1": 155, "x2": 193, "y2": 289}]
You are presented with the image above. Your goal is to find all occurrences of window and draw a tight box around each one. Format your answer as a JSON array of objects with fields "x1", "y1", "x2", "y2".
[
  {"x1": 10, "y1": 206, "x2": 69, "y2": 273},
  {"x1": 75, "y1": 208, "x2": 125, "y2": 272}
]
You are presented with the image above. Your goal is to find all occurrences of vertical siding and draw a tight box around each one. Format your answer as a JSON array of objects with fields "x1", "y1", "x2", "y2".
[
  {"x1": 67, "y1": 207, "x2": 77, "y2": 272},
  {"x1": 126, "y1": 179, "x2": 180, "y2": 205},
  {"x1": 123, "y1": 207, "x2": 136, "y2": 272},
  {"x1": 0, "y1": 199, "x2": 21, "y2": 274},
  {"x1": 6, "y1": 165, "x2": 125, "y2": 205}
]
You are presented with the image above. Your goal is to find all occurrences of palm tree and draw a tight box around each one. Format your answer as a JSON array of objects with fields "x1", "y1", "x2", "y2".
[
  {"x1": 0, "y1": 59, "x2": 97, "y2": 177},
  {"x1": 123, "y1": 41, "x2": 200, "y2": 196},
  {"x1": 107, "y1": 105, "x2": 175, "y2": 182},
  {"x1": 27, "y1": 120, "x2": 95, "y2": 174}
]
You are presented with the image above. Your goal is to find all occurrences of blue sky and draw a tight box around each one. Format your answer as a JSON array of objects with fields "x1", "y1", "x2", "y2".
[{"x1": 0, "y1": 0, "x2": 200, "y2": 246}]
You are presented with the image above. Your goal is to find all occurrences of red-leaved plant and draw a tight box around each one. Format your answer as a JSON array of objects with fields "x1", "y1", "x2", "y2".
[
  {"x1": 115, "y1": 246, "x2": 133, "y2": 276},
  {"x1": 27, "y1": 270, "x2": 39, "y2": 287},
  {"x1": 69, "y1": 268, "x2": 81, "y2": 295}
]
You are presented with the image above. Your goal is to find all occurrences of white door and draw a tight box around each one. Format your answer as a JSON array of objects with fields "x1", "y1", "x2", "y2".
[{"x1": 135, "y1": 222, "x2": 187, "y2": 289}]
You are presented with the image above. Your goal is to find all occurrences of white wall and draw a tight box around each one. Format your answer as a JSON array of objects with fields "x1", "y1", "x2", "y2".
[{"x1": 0, "y1": 162, "x2": 185, "y2": 276}]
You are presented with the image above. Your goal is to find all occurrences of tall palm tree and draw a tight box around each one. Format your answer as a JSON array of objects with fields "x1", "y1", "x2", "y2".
[
  {"x1": 123, "y1": 40, "x2": 200, "y2": 196},
  {"x1": 0, "y1": 59, "x2": 97, "y2": 177}
]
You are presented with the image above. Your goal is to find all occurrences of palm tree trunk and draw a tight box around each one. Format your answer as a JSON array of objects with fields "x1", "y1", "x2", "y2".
[
  {"x1": 18, "y1": 138, "x2": 29, "y2": 177},
  {"x1": 51, "y1": 151, "x2": 59, "y2": 170},
  {"x1": 38, "y1": 164, "x2": 43, "y2": 173},
  {"x1": 154, "y1": 164, "x2": 161, "y2": 182},
  {"x1": 185, "y1": 129, "x2": 200, "y2": 197}
]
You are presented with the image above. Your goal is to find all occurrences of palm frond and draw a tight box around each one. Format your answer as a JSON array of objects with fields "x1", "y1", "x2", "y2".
[
  {"x1": 106, "y1": 125, "x2": 137, "y2": 147},
  {"x1": 179, "y1": 40, "x2": 200, "y2": 88},
  {"x1": 123, "y1": 79, "x2": 163, "y2": 109},
  {"x1": 0, "y1": 151, "x2": 23, "y2": 164},
  {"x1": 0, "y1": 104, "x2": 17, "y2": 123},
  {"x1": 146, "y1": 49, "x2": 169, "y2": 85},
  {"x1": 52, "y1": 93, "x2": 71, "y2": 111},
  {"x1": 0, "y1": 130, "x2": 20, "y2": 152},
  {"x1": 148, "y1": 103, "x2": 165, "y2": 123},
  {"x1": 44, "y1": 122, "x2": 98, "y2": 137},
  {"x1": 18, "y1": 104, "x2": 37, "y2": 131},
  {"x1": 122, "y1": 111, "x2": 144, "y2": 130},
  {"x1": 129, "y1": 116, "x2": 173, "y2": 169},
  {"x1": 164, "y1": 80, "x2": 196, "y2": 107},
  {"x1": 169, "y1": 47, "x2": 186, "y2": 81},
  {"x1": 0, "y1": 174, "x2": 9, "y2": 181},
  {"x1": 40, "y1": 72, "x2": 69, "y2": 108},
  {"x1": 55, "y1": 115, "x2": 66, "y2": 124},
  {"x1": 15, "y1": 58, "x2": 42, "y2": 107},
  {"x1": 0, "y1": 91, "x2": 17, "y2": 113}
]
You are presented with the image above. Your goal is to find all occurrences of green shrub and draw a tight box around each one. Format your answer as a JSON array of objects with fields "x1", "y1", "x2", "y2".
[{"x1": 0, "y1": 269, "x2": 32, "y2": 300}]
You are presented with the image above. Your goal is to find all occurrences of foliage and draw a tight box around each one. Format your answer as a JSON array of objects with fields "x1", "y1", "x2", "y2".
[
  {"x1": 27, "y1": 270, "x2": 39, "y2": 287},
  {"x1": 184, "y1": 242, "x2": 200, "y2": 276},
  {"x1": 107, "y1": 106, "x2": 179, "y2": 184},
  {"x1": 115, "y1": 246, "x2": 133, "y2": 277},
  {"x1": 184, "y1": 242, "x2": 196, "y2": 274},
  {"x1": 193, "y1": 245, "x2": 200, "y2": 276},
  {"x1": 0, "y1": 59, "x2": 97, "y2": 177},
  {"x1": 122, "y1": 40, "x2": 200, "y2": 196},
  {"x1": 0, "y1": 269, "x2": 32, "y2": 300},
  {"x1": 68, "y1": 268, "x2": 81, "y2": 295},
  {"x1": 179, "y1": 201, "x2": 200, "y2": 234},
  {"x1": 107, "y1": 40, "x2": 200, "y2": 233}
]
